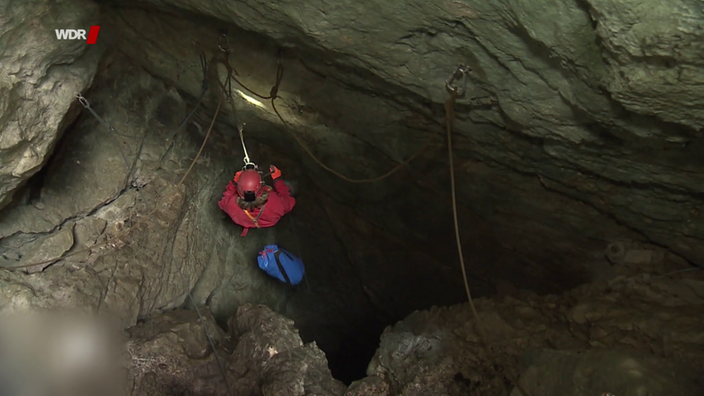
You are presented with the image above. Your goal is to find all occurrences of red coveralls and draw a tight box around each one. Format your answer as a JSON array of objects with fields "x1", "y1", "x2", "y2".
[{"x1": 218, "y1": 178, "x2": 296, "y2": 236}]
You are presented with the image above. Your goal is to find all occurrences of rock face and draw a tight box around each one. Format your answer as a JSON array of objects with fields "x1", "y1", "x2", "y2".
[
  {"x1": 2, "y1": 0, "x2": 702, "y2": 326},
  {"x1": 356, "y1": 274, "x2": 704, "y2": 396},
  {"x1": 127, "y1": 304, "x2": 346, "y2": 396},
  {"x1": 511, "y1": 349, "x2": 702, "y2": 396},
  {"x1": 0, "y1": 55, "x2": 292, "y2": 329},
  {"x1": 1, "y1": 0, "x2": 704, "y2": 394},
  {"x1": 99, "y1": 0, "x2": 704, "y2": 289},
  {"x1": 0, "y1": 48, "x2": 388, "y2": 383},
  {"x1": 0, "y1": 0, "x2": 103, "y2": 211}
]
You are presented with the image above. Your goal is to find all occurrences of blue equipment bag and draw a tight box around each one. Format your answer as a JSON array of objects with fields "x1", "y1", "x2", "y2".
[{"x1": 257, "y1": 244, "x2": 305, "y2": 286}]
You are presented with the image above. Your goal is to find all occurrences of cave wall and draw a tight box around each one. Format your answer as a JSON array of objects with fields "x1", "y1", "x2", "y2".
[
  {"x1": 0, "y1": 0, "x2": 103, "y2": 211},
  {"x1": 3, "y1": 0, "x2": 702, "y2": 326},
  {"x1": 0, "y1": 0, "x2": 701, "y2": 338},
  {"x1": 2, "y1": 0, "x2": 702, "y2": 307},
  {"x1": 357, "y1": 275, "x2": 704, "y2": 395},
  {"x1": 0, "y1": 53, "x2": 294, "y2": 328},
  {"x1": 126, "y1": 304, "x2": 346, "y2": 396},
  {"x1": 0, "y1": 21, "x2": 400, "y2": 379},
  {"x1": 1, "y1": 0, "x2": 703, "y2": 393},
  {"x1": 101, "y1": 0, "x2": 704, "y2": 289},
  {"x1": 102, "y1": 7, "x2": 490, "y2": 304},
  {"x1": 103, "y1": 4, "x2": 589, "y2": 302}
]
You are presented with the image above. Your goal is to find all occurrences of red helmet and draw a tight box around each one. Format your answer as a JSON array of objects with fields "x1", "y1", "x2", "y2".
[{"x1": 236, "y1": 169, "x2": 264, "y2": 202}]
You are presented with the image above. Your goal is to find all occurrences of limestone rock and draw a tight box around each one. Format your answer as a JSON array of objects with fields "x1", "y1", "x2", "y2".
[
  {"x1": 587, "y1": 0, "x2": 704, "y2": 129},
  {"x1": 345, "y1": 376, "x2": 390, "y2": 396},
  {"x1": 364, "y1": 275, "x2": 704, "y2": 395},
  {"x1": 105, "y1": 0, "x2": 704, "y2": 288},
  {"x1": 17, "y1": 225, "x2": 75, "y2": 273},
  {"x1": 511, "y1": 349, "x2": 704, "y2": 396},
  {"x1": 72, "y1": 217, "x2": 108, "y2": 248},
  {"x1": 0, "y1": 0, "x2": 103, "y2": 211},
  {"x1": 127, "y1": 305, "x2": 345, "y2": 396},
  {"x1": 0, "y1": 56, "x2": 293, "y2": 330}
]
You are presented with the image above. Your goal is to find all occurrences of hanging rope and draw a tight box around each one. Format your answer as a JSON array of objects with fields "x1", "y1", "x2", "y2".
[
  {"x1": 6, "y1": 51, "x2": 237, "y2": 393},
  {"x1": 238, "y1": 123, "x2": 253, "y2": 166},
  {"x1": 444, "y1": 65, "x2": 475, "y2": 316},
  {"x1": 178, "y1": 94, "x2": 223, "y2": 185},
  {"x1": 165, "y1": 51, "x2": 211, "y2": 143},
  {"x1": 213, "y1": 35, "x2": 437, "y2": 184},
  {"x1": 78, "y1": 92, "x2": 233, "y2": 395},
  {"x1": 445, "y1": 66, "x2": 531, "y2": 396}
]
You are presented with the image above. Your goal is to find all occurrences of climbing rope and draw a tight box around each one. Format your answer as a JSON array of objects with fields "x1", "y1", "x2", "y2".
[
  {"x1": 165, "y1": 51, "x2": 211, "y2": 143},
  {"x1": 6, "y1": 77, "x2": 235, "y2": 391},
  {"x1": 444, "y1": 65, "x2": 476, "y2": 317},
  {"x1": 444, "y1": 66, "x2": 531, "y2": 396},
  {"x1": 4, "y1": 36, "x2": 524, "y2": 395},
  {"x1": 8, "y1": 44, "x2": 226, "y2": 272},
  {"x1": 237, "y1": 123, "x2": 254, "y2": 166},
  {"x1": 80, "y1": 92, "x2": 233, "y2": 395},
  {"x1": 178, "y1": 94, "x2": 223, "y2": 186},
  {"x1": 211, "y1": 33, "x2": 437, "y2": 184}
]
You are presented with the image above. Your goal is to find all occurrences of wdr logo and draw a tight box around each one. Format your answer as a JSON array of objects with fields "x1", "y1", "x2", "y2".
[{"x1": 55, "y1": 26, "x2": 101, "y2": 44}]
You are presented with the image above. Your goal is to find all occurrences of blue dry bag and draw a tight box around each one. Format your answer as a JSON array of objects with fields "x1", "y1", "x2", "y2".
[{"x1": 257, "y1": 244, "x2": 305, "y2": 286}]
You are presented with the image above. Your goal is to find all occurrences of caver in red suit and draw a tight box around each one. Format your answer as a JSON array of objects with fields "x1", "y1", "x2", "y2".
[{"x1": 218, "y1": 165, "x2": 295, "y2": 236}]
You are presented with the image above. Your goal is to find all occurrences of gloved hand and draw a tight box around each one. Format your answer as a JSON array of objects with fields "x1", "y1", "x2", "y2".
[
  {"x1": 234, "y1": 170, "x2": 243, "y2": 183},
  {"x1": 269, "y1": 165, "x2": 282, "y2": 180}
]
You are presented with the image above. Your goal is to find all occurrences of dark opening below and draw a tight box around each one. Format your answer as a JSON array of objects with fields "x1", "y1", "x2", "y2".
[{"x1": 306, "y1": 320, "x2": 386, "y2": 385}]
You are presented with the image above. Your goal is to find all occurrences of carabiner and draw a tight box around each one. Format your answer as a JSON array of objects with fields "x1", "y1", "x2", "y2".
[
  {"x1": 75, "y1": 93, "x2": 90, "y2": 108},
  {"x1": 445, "y1": 64, "x2": 471, "y2": 97},
  {"x1": 218, "y1": 33, "x2": 230, "y2": 52}
]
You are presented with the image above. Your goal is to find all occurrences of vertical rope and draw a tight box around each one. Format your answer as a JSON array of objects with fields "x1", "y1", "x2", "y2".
[
  {"x1": 445, "y1": 92, "x2": 477, "y2": 317},
  {"x1": 445, "y1": 82, "x2": 530, "y2": 396}
]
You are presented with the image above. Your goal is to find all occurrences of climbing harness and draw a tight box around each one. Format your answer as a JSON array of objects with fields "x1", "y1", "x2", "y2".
[
  {"x1": 240, "y1": 186, "x2": 270, "y2": 237},
  {"x1": 444, "y1": 65, "x2": 531, "y2": 396},
  {"x1": 243, "y1": 203, "x2": 266, "y2": 228}
]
